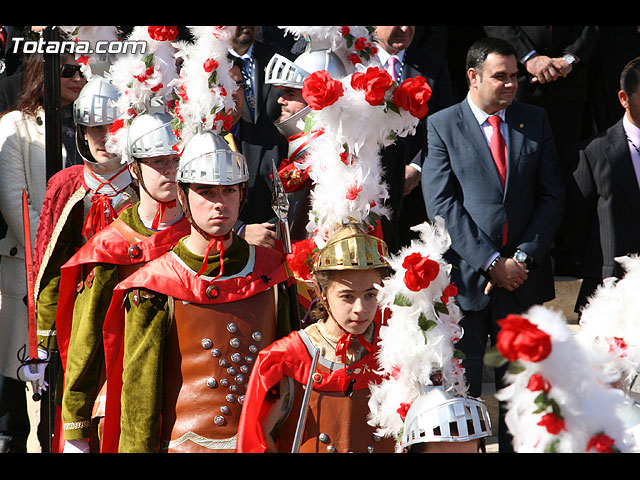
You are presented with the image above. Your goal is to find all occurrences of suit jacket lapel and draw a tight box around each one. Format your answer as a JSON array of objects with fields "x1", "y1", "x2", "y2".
[
  {"x1": 504, "y1": 104, "x2": 526, "y2": 196},
  {"x1": 457, "y1": 101, "x2": 505, "y2": 194},
  {"x1": 606, "y1": 121, "x2": 640, "y2": 219}
]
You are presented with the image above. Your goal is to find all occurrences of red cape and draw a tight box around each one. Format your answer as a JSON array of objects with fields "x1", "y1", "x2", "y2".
[
  {"x1": 100, "y1": 243, "x2": 292, "y2": 453},
  {"x1": 236, "y1": 316, "x2": 385, "y2": 453}
]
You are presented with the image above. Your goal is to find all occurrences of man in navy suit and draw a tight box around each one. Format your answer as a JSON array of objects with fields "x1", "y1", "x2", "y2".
[{"x1": 422, "y1": 37, "x2": 565, "y2": 452}]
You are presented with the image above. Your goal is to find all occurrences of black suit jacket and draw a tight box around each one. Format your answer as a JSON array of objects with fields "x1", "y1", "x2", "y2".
[
  {"x1": 422, "y1": 99, "x2": 565, "y2": 311},
  {"x1": 483, "y1": 26, "x2": 599, "y2": 103},
  {"x1": 563, "y1": 118, "x2": 640, "y2": 282}
]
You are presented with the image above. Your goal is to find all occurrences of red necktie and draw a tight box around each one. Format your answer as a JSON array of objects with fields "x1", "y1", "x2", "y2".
[{"x1": 488, "y1": 115, "x2": 508, "y2": 246}]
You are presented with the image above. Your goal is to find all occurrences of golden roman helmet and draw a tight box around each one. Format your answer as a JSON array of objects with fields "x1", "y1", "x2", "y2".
[{"x1": 314, "y1": 223, "x2": 389, "y2": 272}]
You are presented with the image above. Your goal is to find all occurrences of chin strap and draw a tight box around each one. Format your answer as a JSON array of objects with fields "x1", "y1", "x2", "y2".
[
  {"x1": 151, "y1": 199, "x2": 177, "y2": 231},
  {"x1": 82, "y1": 164, "x2": 130, "y2": 241},
  {"x1": 195, "y1": 231, "x2": 232, "y2": 280},
  {"x1": 334, "y1": 329, "x2": 374, "y2": 396}
]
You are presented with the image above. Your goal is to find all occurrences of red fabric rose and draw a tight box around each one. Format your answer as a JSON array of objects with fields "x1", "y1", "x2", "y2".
[
  {"x1": 586, "y1": 433, "x2": 616, "y2": 453},
  {"x1": 397, "y1": 402, "x2": 412, "y2": 421},
  {"x1": 537, "y1": 412, "x2": 565, "y2": 435},
  {"x1": 526, "y1": 373, "x2": 551, "y2": 392},
  {"x1": 203, "y1": 58, "x2": 219, "y2": 73},
  {"x1": 302, "y1": 70, "x2": 344, "y2": 110},
  {"x1": 350, "y1": 67, "x2": 393, "y2": 106},
  {"x1": 392, "y1": 76, "x2": 432, "y2": 119},
  {"x1": 147, "y1": 26, "x2": 178, "y2": 42},
  {"x1": 496, "y1": 314, "x2": 552, "y2": 363},
  {"x1": 402, "y1": 252, "x2": 440, "y2": 292},
  {"x1": 345, "y1": 183, "x2": 362, "y2": 200},
  {"x1": 440, "y1": 282, "x2": 458, "y2": 304},
  {"x1": 108, "y1": 118, "x2": 124, "y2": 134},
  {"x1": 285, "y1": 238, "x2": 318, "y2": 281},
  {"x1": 77, "y1": 55, "x2": 89, "y2": 65}
]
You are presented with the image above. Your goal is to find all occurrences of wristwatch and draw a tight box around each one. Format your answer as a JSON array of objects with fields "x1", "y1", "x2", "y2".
[
  {"x1": 513, "y1": 249, "x2": 532, "y2": 266},
  {"x1": 562, "y1": 53, "x2": 577, "y2": 65}
]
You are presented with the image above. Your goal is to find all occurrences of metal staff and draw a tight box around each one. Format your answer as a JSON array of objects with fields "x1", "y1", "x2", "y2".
[
  {"x1": 20, "y1": 189, "x2": 46, "y2": 401},
  {"x1": 291, "y1": 347, "x2": 320, "y2": 453},
  {"x1": 271, "y1": 160, "x2": 301, "y2": 330}
]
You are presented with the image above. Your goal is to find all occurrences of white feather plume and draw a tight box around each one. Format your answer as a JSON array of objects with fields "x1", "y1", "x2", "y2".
[
  {"x1": 171, "y1": 26, "x2": 237, "y2": 148},
  {"x1": 59, "y1": 26, "x2": 121, "y2": 79},
  {"x1": 576, "y1": 255, "x2": 640, "y2": 391},
  {"x1": 104, "y1": 26, "x2": 180, "y2": 161},
  {"x1": 496, "y1": 305, "x2": 633, "y2": 453},
  {"x1": 367, "y1": 217, "x2": 467, "y2": 439}
]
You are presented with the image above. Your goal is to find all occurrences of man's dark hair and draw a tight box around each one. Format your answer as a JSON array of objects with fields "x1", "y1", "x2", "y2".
[
  {"x1": 620, "y1": 57, "x2": 640, "y2": 96},
  {"x1": 465, "y1": 37, "x2": 517, "y2": 83}
]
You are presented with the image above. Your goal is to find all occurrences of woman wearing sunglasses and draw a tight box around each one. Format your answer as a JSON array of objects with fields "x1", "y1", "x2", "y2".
[{"x1": 0, "y1": 50, "x2": 85, "y2": 453}]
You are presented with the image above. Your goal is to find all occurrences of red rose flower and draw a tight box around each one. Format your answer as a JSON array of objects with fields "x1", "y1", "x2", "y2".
[
  {"x1": 349, "y1": 53, "x2": 362, "y2": 66},
  {"x1": 397, "y1": 402, "x2": 412, "y2": 421},
  {"x1": 203, "y1": 58, "x2": 219, "y2": 73},
  {"x1": 351, "y1": 67, "x2": 393, "y2": 106},
  {"x1": 285, "y1": 238, "x2": 318, "y2": 281},
  {"x1": 392, "y1": 76, "x2": 432, "y2": 119},
  {"x1": 537, "y1": 412, "x2": 565, "y2": 435},
  {"x1": 586, "y1": 433, "x2": 616, "y2": 453},
  {"x1": 345, "y1": 183, "x2": 362, "y2": 200},
  {"x1": 108, "y1": 118, "x2": 124, "y2": 134},
  {"x1": 77, "y1": 55, "x2": 89, "y2": 65},
  {"x1": 340, "y1": 26, "x2": 351, "y2": 36},
  {"x1": 526, "y1": 373, "x2": 551, "y2": 392},
  {"x1": 302, "y1": 70, "x2": 344, "y2": 110},
  {"x1": 147, "y1": 26, "x2": 178, "y2": 42},
  {"x1": 496, "y1": 314, "x2": 552, "y2": 363},
  {"x1": 440, "y1": 282, "x2": 458, "y2": 304},
  {"x1": 402, "y1": 252, "x2": 440, "y2": 292}
]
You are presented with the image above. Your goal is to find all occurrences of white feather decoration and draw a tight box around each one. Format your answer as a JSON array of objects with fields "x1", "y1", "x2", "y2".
[
  {"x1": 576, "y1": 255, "x2": 640, "y2": 391},
  {"x1": 171, "y1": 26, "x2": 237, "y2": 148},
  {"x1": 367, "y1": 217, "x2": 467, "y2": 439},
  {"x1": 496, "y1": 305, "x2": 633, "y2": 453},
  {"x1": 59, "y1": 26, "x2": 121, "y2": 79},
  {"x1": 104, "y1": 26, "x2": 180, "y2": 161}
]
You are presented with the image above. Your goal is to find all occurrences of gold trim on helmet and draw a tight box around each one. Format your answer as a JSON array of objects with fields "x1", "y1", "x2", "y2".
[{"x1": 314, "y1": 223, "x2": 389, "y2": 272}]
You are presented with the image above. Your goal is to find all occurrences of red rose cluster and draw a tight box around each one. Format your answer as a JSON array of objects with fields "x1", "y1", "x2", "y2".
[
  {"x1": 496, "y1": 314, "x2": 552, "y2": 363},
  {"x1": 402, "y1": 252, "x2": 440, "y2": 292},
  {"x1": 350, "y1": 67, "x2": 393, "y2": 106},
  {"x1": 392, "y1": 76, "x2": 432, "y2": 119},
  {"x1": 302, "y1": 70, "x2": 344, "y2": 110},
  {"x1": 147, "y1": 26, "x2": 179, "y2": 42}
]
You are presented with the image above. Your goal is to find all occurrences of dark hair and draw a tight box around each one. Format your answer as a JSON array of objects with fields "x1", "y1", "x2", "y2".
[
  {"x1": 465, "y1": 37, "x2": 517, "y2": 83},
  {"x1": 620, "y1": 57, "x2": 640, "y2": 96}
]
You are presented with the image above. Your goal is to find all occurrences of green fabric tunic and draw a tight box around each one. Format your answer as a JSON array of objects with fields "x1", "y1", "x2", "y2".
[
  {"x1": 61, "y1": 204, "x2": 155, "y2": 440},
  {"x1": 118, "y1": 236, "x2": 291, "y2": 452}
]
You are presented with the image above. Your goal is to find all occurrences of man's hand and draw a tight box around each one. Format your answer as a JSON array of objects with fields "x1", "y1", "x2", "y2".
[
  {"x1": 241, "y1": 222, "x2": 277, "y2": 249},
  {"x1": 484, "y1": 257, "x2": 529, "y2": 294},
  {"x1": 403, "y1": 164, "x2": 421, "y2": 196},
  {"x1": 527, "y1": 55, "x2": 573, "y2": 84}
]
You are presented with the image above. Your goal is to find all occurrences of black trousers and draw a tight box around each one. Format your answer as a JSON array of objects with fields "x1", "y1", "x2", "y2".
[
  {"x1": 456, "y1": 288, "x2": 526, "y2": 453},
  {"x1": 0, "y1": 374, "x2": 29, "y2": 452}
]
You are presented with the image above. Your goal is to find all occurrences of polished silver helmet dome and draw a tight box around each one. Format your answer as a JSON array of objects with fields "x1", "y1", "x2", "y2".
[
  {"x1": 73, "y1": 75, "x2": 120, "y2": 127},
  {"x1": 401, "y1": 386, "x2": 492, "y2": 450},
  {"x1": 126, "y1": 110, "x2": 178, "y2": 163},
  {"x1": 177, "y1": 129, "x2": 249, "y2": 186}
]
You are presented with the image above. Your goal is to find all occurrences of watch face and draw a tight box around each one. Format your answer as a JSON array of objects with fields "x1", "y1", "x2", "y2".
[{"x1": 515, "y1": 251, "x2": 527, "y2": 263}]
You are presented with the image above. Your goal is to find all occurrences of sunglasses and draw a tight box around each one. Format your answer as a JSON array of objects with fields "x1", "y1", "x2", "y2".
[{"x1": 60, "y1": 64, "x2": 83, "y2": 78}]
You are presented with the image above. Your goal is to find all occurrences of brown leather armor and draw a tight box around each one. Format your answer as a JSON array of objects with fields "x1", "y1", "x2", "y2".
[
  {"x1": 275, "y1": 363, "x2": 397, "y2": 453},
  {"x1": 160, "y1": 288, "x2": 277, "y2": 453}
]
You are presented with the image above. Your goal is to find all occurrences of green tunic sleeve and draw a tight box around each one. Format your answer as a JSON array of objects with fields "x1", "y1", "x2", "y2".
[
  {"x1": 118, "y1": 290, "x2": 169, "y2": 453},
  {"x1": 61, "y1": 263, "x2": 120, "y2": 440}
]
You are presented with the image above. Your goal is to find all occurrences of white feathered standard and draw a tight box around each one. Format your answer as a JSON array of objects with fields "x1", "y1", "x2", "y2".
[
  {"x1": 367, "y1": 218, "x2": 466, "y2": 442},
  {"x1": 104, "y1": 26, "x2": 180, "y2": 162},
  {"x1": 494, "y1": 305, "x2": 633, "y2": 453},
  {"x1": 298, "y1": 43, "x2": 431, "y2": 247},
  {"x1": 170, "y1": 26, "x2": 238, "y2": 149},
  {"x1": 576, "y1": 255, "x2": 640, "y2": 393}
]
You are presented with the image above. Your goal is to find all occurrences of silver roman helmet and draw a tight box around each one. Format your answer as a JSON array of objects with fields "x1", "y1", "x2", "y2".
[
  {"x1": 176, "y1": 129, "x2": 249, "y2": 187},
  {"x1": 73, "y1": 75, "x2": 121, "y2": 165},
  {"x1": 126, "y1": 109, "x2": 178, "y2": 163},
  {"x1": 401, "y1": 386, "x2": 492, "y2": 450},
  {"x1": 266, "y1": 35, "x2": 349, "y2": 139}
]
